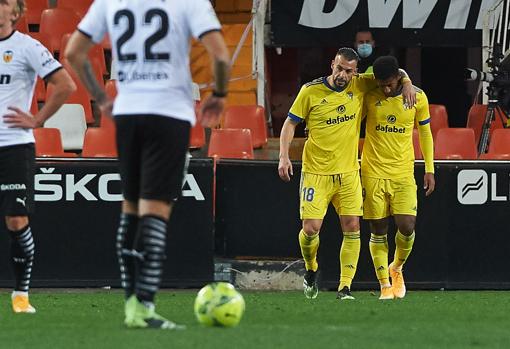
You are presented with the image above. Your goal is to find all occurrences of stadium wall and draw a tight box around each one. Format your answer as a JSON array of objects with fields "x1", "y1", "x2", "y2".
[
  {"x1": 0, "y1": 159, "x2": 214, "y2": 288},
  {"x1": 215, "y1": 160, "x2": 510, "y2": 290},
  {"x1": 0, "y1": 159, "x2": 508, "y2": 290}
]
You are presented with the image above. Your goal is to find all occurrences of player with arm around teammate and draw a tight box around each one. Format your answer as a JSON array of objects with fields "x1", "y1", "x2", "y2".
[
  {"x1": 361, "y1": 56, "x2": 435, "y2": 300},
  {"x1": 278, "y1": 48, "x2": 416, "y2": 300},
  {"x1": 0, "y1": 0, "x2": 76, "y2": 313},
  {"x1": 65, "y1": 0, "x2": 229, "y2": 329}
]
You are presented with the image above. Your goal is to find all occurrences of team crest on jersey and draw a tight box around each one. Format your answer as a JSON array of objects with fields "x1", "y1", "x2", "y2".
[
  {"x1": 3, "y1": 50, "x2": 13, "y2": 63},
  {"x1": 337, "y1": 105, "x2": 346, "y2": 113},
  {"x1": 375, "y1": 100, "x2": 382, "y2": 106},
  {"x1": 321, "y1": 98, "x2": 328, "y2": 104},
  {"x1": 346, "y1": 92, "x2": 353, "y2": 100},
  {"x1": 387, "y1": 115, "x2": 397, "y2": 124}
]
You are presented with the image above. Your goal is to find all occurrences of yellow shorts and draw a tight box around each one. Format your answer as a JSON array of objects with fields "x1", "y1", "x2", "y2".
[
  {"x1": 299, "y1": 171, "x2": 363, "y2": 220},
  {"x1": 362, "y1": 176, "x2": 417, "y2": 219}
]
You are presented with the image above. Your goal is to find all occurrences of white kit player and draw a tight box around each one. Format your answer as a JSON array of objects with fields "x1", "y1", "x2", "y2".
[
  {"x1": 65, "y1": 0, "x2": 230, "y2": 329},
  {"x1": 0, "y1": 0, "x2": 75, "y2": 313}
]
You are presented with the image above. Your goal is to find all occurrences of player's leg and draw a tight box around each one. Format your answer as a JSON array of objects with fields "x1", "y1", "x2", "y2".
[
  {"x1": 299, "y1": 173, "x2": 331, "y2": 299},
  {"x1": 368, "y1": 218, "x2": 393, "y2": 300},
  {"x1": 388, "y1": 176, "x2": 418, "y2": 298},
  {"x1": 333, "y1": 171, "x2": 363, "y2": 300},
  {"x1": 116, "y1": 200, "x2": 139, "y2": 323},
  {"x1": 6, "y1": 216, "x2": 36, "y2": 313},
  {"x1": 129, "y1": 115, "x2": 190, "y2": 329},
  {"x1": 337, "y1": 215, "x2": 359, "y2": 300},
  {"x1": 0, "y1": 144, "x2": 36, "y2": 313},
  {"x1": 115, "y1": 116, "x2": 144, "y2": 323},
  {"x1": 301, "y1": 218, "x2": 322, "y2": 299},
  {"x1": 362, "y1": 176, "x2": 393, "y2": 299}
]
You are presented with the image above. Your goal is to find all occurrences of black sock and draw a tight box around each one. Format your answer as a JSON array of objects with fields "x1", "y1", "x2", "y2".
[
  {"x1": 116, "y1": 213, "x2": 139, "y2": 299},
  {"x1": 8, "y1": 226, "x2": 35, "y2": 292},
  {"x1": 135, "y1": 215, "x2": 167, "y2": 304}
]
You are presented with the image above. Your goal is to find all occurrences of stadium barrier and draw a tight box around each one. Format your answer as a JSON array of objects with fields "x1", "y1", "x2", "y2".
[
  {"x1": 0, "y1": 158, "x2": 508, "y2": 290},
  {"x1": 216, "y1": 160, "x2": 510, "y2": 290},
  {"x1": 0, "y1": 158, "x2": 214, "y2": 288}
]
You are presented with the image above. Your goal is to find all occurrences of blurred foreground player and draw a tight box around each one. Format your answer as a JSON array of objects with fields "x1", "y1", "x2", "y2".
[{"x1": 66, "y1": 0, "x2": 229, "y2": 329}]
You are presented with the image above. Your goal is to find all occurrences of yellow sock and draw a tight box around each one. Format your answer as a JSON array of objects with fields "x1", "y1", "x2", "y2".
[
  {"x1": 298, "y1": 229, "x2": 319, "y2": 272},
  {"x1": 339, "y1": 231, "x2": 360, "y2": 290},
  {"x1": 393, "y1": 230, "x2": 415, "y2": 270},
  {"x1": 369, "y1": 233, "x2": 389, "y2": 287}
]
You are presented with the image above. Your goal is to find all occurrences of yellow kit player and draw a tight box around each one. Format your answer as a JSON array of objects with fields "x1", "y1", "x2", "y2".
[
  {"x1": 362, "y1": 56, "x2": 435, "y2": 300},
  {"x1": 278, "y1": 48, "x2": 415, "y2": 300}
]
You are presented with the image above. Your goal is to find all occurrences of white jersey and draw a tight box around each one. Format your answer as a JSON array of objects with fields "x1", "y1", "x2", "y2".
[
  {"x1": 78, "y1": 0, "x2": 221, "y2": 125},
  {"x1": 0, "y1": 31, "x2": 62, "y2": 147}
]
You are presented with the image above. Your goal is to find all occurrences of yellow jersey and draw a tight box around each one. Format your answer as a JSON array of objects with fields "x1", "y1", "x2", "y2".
[
  {"x1": 361, "y1": 87, "x2": 434, "y2": 179},
  {"x1": 288, "y1": 74, "x2": 377, "y2": 175}
]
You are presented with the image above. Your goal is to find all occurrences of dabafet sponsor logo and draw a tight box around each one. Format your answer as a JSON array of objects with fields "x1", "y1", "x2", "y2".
[{"x1": 326, "y1": 114, "x2": 355, "y2": 125}]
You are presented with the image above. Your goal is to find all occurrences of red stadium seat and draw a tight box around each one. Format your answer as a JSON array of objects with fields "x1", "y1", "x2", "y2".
[
  {"x1": 208, "y1": 128, "x2": 254, "y2": 159},
  {"x1": 30, "y1": 96, "x2": 38, "y2": 115},
  {"x1": 25, "y1": 0, "x2": 49, "y2": 25},
  {"x1": 101, "y1": 34, "x2": 111, "y2": 50},
  {"x1": 105, "y1": 80, "x2": 117, "y2": 99},
  {"x1": 33, "y1": 128, "x2": 77, "y2": 157},
  {"x1": 428, "y1": 104, "x2": 449, "y2": 139},
  {"x1": 479, "y1": 153, "x2": 510, "y2": 160},
  {"x1": 57, "y1": 0, "x2": 93, "y2": 18},
  {"x1": 466, "y1": 104, "x2": 507, "y2": 146},
  {"x1": 223, "y1": 105, "x2": 267, "y2": 148},
  {"x1": 190, "y1": 123, "x2": 205, "y2": 149},
  {"x1": 15, "y1": 15, "x2": 29, "y2": 33},
  {"x1": 479, "y1": 129, "x2": 510, "y2": 159},
  {"x1": 82, "y1": 127, "x2": 117, "y2": 158},
  {"x1": 39, "y1": 9, "x2": 81, "y2": 55},
  {"x1": 488, "y1": 128, "x2": 510, "y2": 154},
  {"x1": 100, "y1": 113, "x2": 115, "y2": 132},
  {"x1": 34, "y1": 78, "x2": 46, "y2": 102},
  {"x1": 435, "y1": 128, "x2": 477, "y2": 160}
]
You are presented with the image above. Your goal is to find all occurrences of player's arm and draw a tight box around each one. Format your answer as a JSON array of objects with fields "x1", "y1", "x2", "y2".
[
  {"x1": 198, "y1": 31, "x2": 230, "y2": 127},
  {"x1": 416, "y1": 92, "x2": 435, "y2": 196},
  {"x1": 3, "y1": 69, "x2": 76, "y2": 129},
  {"x1": 65, "y1": 32, "x2": 111, "y2": 116},
  {"x1": 37, "y1": 69, "x2": 76, "y2": 126},
  {"x1": 356, "y1": 70, "x2": 415, "y2": 107},
  {"x1": 279, "y1": 85, "x2": 308, "y2": 182},
  {"x1": 279, "y1": 117, "x2": 300, "y2": 182}
]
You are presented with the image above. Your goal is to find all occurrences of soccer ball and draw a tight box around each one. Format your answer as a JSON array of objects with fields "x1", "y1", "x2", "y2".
[{"x1": 194, "y1": 282, "x2": 245, "y2": 327}]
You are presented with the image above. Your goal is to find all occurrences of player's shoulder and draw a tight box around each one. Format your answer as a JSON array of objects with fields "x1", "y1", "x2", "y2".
[
  {"x1": 304, "y1": 77, "x2": 324, "y2": 88},
  {"x1": 298, "y1": 77, "x2": 326, "y2": 97},
  {"x1": 10, "y1": 31, "x2": 45, "y2": 51},
  {"x1": 365, "y1": 86, "x2": 384, "y2": 99},
  {"x1": 414, "y1": 86, "x2": 429, "y2": 102}
]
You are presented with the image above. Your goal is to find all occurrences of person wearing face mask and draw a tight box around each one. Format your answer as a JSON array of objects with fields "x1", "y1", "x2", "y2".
[{"x1": 354, "y1": 29, "x2": 379, "y2": 74}]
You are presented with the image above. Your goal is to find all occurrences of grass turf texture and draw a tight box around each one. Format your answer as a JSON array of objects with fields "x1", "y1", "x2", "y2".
[{"x1": 0, "y1": 290, "x2": 509, "y2": 349}]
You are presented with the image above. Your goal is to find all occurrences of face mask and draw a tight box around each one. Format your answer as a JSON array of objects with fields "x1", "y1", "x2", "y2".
[{"x1": 357, "y1": 43, "x2": 373, "y2": 58}]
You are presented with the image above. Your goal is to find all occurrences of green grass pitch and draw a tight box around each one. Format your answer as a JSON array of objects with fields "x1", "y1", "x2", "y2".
[{"x1": 0, "y1": 290, "x2": 509, "y2": 349}]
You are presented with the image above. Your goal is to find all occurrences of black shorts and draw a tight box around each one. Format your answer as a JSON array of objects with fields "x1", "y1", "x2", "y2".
[
  {"x1": 0, "y1": 143, "x2": 35, "y2": 216},
  {"x1": 115, "y1": 115, "x2": 190, "y2": 203}
]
